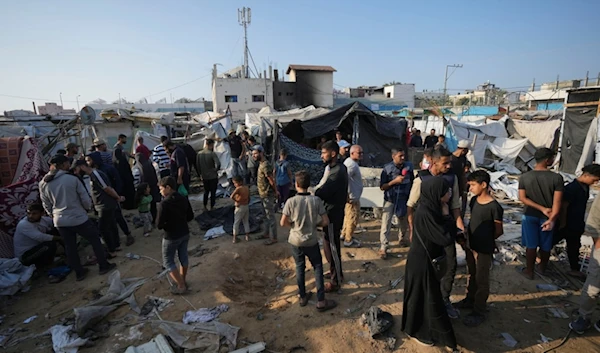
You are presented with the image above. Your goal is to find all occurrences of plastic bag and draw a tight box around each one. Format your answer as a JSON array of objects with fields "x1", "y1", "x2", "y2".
[{"x1": 178, "y1": 184, "x2": 188, "y2": 196}]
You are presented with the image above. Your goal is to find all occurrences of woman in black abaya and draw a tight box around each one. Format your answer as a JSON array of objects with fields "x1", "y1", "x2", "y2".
[
  {"x1": 113, "y1": 148, "x2": 136, "y2": 210},
  {"x1": 402, "y1": 177, "x2": 457, "y2": 350}
]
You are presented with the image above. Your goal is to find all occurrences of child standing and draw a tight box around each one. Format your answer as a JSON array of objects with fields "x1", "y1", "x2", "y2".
[
  {"x1": 230, "y1": 176, "x2": 250, "y2": 243},
  {"x1": 280, "y1": 170, "x2": 337, "y2": 312},
  {"x1": 136, "y1": 183, "x2": 153, "y2": 237},
  {"x1": 456, "y1": 170, "x2": 504, "y2": 327},
  {"x1": 275, "y1": 149, "x2": 293, "y2": 210}
]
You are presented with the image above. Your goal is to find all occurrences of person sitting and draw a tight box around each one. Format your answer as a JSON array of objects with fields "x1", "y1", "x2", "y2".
[{"x1": 13, "y1": 203, "x2": 62, "y2": 269}]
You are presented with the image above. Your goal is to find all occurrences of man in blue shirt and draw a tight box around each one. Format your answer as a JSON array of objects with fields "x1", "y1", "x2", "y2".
[{"x1": 379, "y1": 148, "x2": 414, "y2": 258}]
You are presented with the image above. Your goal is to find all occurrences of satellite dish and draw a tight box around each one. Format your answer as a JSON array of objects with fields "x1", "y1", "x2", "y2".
[{"x1": 80, "y1": 106, "x2": 96, "y2": 125}]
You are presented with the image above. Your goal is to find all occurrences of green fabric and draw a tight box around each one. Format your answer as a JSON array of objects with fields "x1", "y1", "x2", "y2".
[{"x1": 138, "y1": 195, "x2": 152, "y2": 213}]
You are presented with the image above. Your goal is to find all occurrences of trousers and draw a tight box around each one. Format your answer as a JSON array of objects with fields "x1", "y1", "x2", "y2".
[
  {"x1": 323, "y1": 208, "x2": 344, "y2": 285},
  {"x1": 579, "y1": 246, "x2": 600, "y2": 318},
  {"x1": 291, "y1": 243, "x2": 325, "y2": 301},
  {"x1": 57, "y1": 219, "x2": 110, "y2": 276},
  {"x1": 203, "y1": 178, "x2": 218, "y2": 208},
  {"x1": 465, "y1": 248, "x2": 492, "y2": 314},
  {"x1": 98, "y1": 207, "x2": 120, "y2": 252},
  {"x1": 441, "y1": 243, "x2": 458, "y2": 301},
  {"x1": 233, "y1": 205, "x2": 250, "y2": 236},
  {"x1": 342, "y1": 200, "x2": 360, "y2": 242},
  {"x1": 380, "y1": 201, "x2": 409, "y2": 249}
]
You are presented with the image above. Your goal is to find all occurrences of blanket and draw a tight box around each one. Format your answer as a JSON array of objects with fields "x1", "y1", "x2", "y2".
[
  {"x1": 0, "y1": 178, "x2": 41, "y2": 238},
  {"x1": 279, "y1": 134, "x2": 325, "y2": 186},
  {"x1": 0, "y1": 137, "x2": 23, "y2": 187}
]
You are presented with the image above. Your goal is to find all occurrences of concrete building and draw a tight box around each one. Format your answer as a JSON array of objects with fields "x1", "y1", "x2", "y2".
[
  {"x1": 38, "y1": 102, "x2": 75, "y2": 116},
  {"x1": 86, "y1": 102, "x2": 206, "y2": 113},
  {"x1": 383, "y1": 83, "x2": 415, "y2": 108},
  {"x1": 449, "y1": 81, "x2": 503, "y2": 106},
  {"x1": 212, "y1": 65, "x2": 273, "y2": 114},
  {"x1": 286, "y1": 65, "x2": 336, "y2": 108}
]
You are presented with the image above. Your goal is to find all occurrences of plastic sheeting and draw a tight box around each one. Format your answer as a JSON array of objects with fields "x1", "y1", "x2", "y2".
[
  {"x1": 508, "y1": 119, "x2": 561, "y2": 148},
  {"x1": 194, "y1": 198, "x2": 264, "y2": 235},
  {"x1": 49, "y1": 325, "x2": 88, "y2": 353},
  {"x1": 560, "y1": 108, "x2": 597, "y2": 174},
  {"x1": 412, "y1": 116, "x2": 445, "y2": 136},
  {"x1": 486, "y1": 137, "x2": 529, "y2": 165},
  {"x1": 152, "y1": 320, "x2": 239, "y2": 352},
  {"x1": 575, "y1": 117, "x2": 598, "y2": 176},
  {"x1": 0, "y1": 258, "x2": 35, "y2": 296}
]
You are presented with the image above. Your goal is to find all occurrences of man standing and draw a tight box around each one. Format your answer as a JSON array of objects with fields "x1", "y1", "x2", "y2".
[
  {"x1": 342, "y1": 145, "x2": 363, "y2": 248},
  {"x1": 93, "y1": 138, "x2": 114, "y2": 166},
  {"x1": 13, "y1": 203, "x2": 62, "y2": 269},
  {"x1": 166, "y1": 141, "x2": 190, "y2": 193},
  {"x1": 196, "y1": 138, "x2": 221, "y2": 210},
  {"x1": 65, "y1": 143, "x2": 80, "y2": 164},
  {"x1": 379, "y1": 148, "x2": 414, "y2": 257},
  {"x1": 407, "y1": 148, "x2": 465, "y2": 318},
  {"x1": 246, "y1": 136, "x2": 259, "y2": 185},
  {"x1": 410, "y1": 130, "x2": 423, "y2": 148},
  {"x1": 114, "y1": 134, "x2": 127, "y2": 151},
  {"x1": 316, "y1": 141, "x2": 348, "y2": 292},
  {"x1": 338, "y1": 140, "x2": 351, "y2": 162},
  {"x1": 253, "y1": 146, "x2": 279, "y2": 245},
  {"x1": 83, "y1": 155, "x2": 126, "y2": 255},
  {"x1": 153, "y1": 136, "x2": 171, "y2": 178},
  {"x1": 225, "y1": 129, "x2": 246, "y2": 184},
  {"x1": 569, "y1": 195, "x2": 600, "y2": 334},
  {"x1": 518, "y1": 148, "x2": 564, "y2": 280},
  {"x1": 40, "y1": 155, "x2": 115, "y2": 281},
  {"x1": 136, "y1": 136, "x2": 152, "y2": 160},
  {"x1": 451, "y1": 140, "x2": 470, "y2": 217},
  {"x1": 423, "y1": 129, "x2": 438, "y2": 149}
]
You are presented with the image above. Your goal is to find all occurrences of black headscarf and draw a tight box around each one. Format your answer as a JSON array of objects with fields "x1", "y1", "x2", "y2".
[
  {"x1": 414, "y1": 177, "x2": 455, "y2": 247},
  {"x1": 112, "y1": 148, "x2": 136, "y2": 209}
]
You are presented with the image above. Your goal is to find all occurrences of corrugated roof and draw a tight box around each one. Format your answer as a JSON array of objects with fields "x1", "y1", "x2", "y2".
[{"x1": 286, "y1": 65, "x2": 336, "y2": 74}]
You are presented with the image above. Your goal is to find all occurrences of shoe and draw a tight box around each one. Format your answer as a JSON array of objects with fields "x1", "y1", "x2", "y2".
[
  {"x1": 343, "y1": 239, "x2": 362, "y2": 248},
  {"x1": 595, "y1": 320, "x2": 600, "y2": 333},
  {"x1": 569, "y1": 316, "x2": 591, "y2": 334},
  {"x1": 76, "y1": 268, "x2": 89, "y2": 282},
  {"x1": 445, "y1": 302, "x2": 460, "y2": 319},
  {"x1": 454, "y1": 298, "x2": 474, "y2": 310},
  {"x1": 99, "y1": 263, "x2": 117, "y2": 275}
]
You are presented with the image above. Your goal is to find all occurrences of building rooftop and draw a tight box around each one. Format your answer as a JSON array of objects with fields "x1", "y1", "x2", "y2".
[{"x1": 286, "y1": 65, "x2": 336, "y2": 74}]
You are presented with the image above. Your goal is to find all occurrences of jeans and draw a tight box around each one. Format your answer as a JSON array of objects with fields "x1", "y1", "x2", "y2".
[
  {"x1": 230, "y1": 158, "x2": 246, "y2": 179},
  {"x1": 20, "y1": 241, "x2": 57, "y2": 268},
  {"x1": 203, "y1": 178, "x2": 218, "y2": 208},
  {"x1": 277, "y1": 183, "x2": 291, "y2": 208},
  {"x1": 140, "y1": 212, "x2": 153, "y2": 233},
  {"x1": 441, "y1": 243, "x2": 458, "y2": 302},
  {"x1": 262, "y1": 196, "x2": 277, "y2": 240},
  {"x1": 579, "y1": 246, "x2": 600, "y2": 318},
  {"x1": 115, "y1": 206, "x2": 131, "y2": 236},
  {"x1": 98, "y1": 207, "x2": 120, "y2": 252},
  {"x1": 465, "y1": 248, "x2": 492, "y2": 314},
  {"x1": 233, "y1": 205, "x2": 250, "y2": 236},
  {"x1": 57, "y1": 219, "x2": 110, "y2": 276},
  {"x1": 553, "y1": 228, "x2": 582, "y2": 271},
  {"x1": 342, "y1": 200, "x2": 360, "y2": 242},
  {"x1": 380, "y1": 201, "x2": 409, "y2": 249},
  {"x1": 323, "y1": 208, "x2": 344, "y2": 285},
  {"x1": 162, "y1": 235, "x2": 190, "y2": 271},
  {"x1": 291, "y1": 243, "x2": 325, "y2": 301}
]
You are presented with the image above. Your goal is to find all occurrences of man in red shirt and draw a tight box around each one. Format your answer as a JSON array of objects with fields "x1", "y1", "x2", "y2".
[{"x1": 136, "y1": 136, "x2": 152, "y2": 160}]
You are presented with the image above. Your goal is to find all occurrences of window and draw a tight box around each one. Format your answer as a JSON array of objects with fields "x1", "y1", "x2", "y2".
[
  {"x1": 286, "y1": 92, "x2": 294, "y2": 96},
  {"x1": 225, "y1": 95, "x2": 238, "y2": 103},
  {"x1": 252, "y1": 95, "x2": 265, "y2": 102},
  {"x1": 278, "y1": 92, "x2": 282, "y2": 96},
  {"x1": 386, "y1": 92, "x2": 391, "y2": 98}
]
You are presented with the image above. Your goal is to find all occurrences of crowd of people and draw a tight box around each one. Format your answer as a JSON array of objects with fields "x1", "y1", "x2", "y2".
[{"x1": 11, "y1": 126, "x2": 600, "y2": 351}]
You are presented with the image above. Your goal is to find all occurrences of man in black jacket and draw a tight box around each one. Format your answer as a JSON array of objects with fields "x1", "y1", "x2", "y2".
[
  {"x1": 315, "y1": 141, "x2": 348, "y2": 292},
  {"x1": 157, "y1": 176, "x2": 195, "y2": 294}
]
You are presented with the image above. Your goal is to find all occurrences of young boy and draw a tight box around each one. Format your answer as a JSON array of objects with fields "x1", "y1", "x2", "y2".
[
  {"x1": 280, "y1": 171, "x2": 337, "y2": 312},
  {"x1": 554, "y1": 164, "x2": 600, "y2": 279},
  {"x1": 275, "y1": 149, "x2": 293, "y2": 210},
  {"x1": 518, "y1": 148, "x2": 564, "y2": 280},
  {"x1": 230, "y1": 176, "x2": 250, "y2": 243},
  {"x1": 456, "y1": 170, "x2": 504, "y2": 326}
]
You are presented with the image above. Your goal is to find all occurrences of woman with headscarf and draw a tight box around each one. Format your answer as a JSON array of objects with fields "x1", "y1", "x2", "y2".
[
  {"x1": 402, "y1": 177, "x2": 458, "y2": 351},
  {"x1": 133, "y1": 152, "x2": 160, "y2": 220},
  {"x1": 113, "y1": 148, "x2": 136, "y2": 210}
]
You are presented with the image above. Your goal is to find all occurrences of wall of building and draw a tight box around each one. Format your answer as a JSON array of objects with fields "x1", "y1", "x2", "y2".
[
  {"x1": 38, "y1": 103, "x2": 64, "y2": 115},
  {"x1": 273, "y1": 81, "x2": 298, "y2": 110},
  {"x1": 212, "y1": 77, "x2": 273, "y2": 113},
  {"x1": 87, "y1": 102, "x2": 206, "y2": 113},
  {"x1": 383, "y1": 84, "x2": 415, "y2": 108},
  {"x1": 293, "y1": 71, "x2": 334, "y2": 108}
]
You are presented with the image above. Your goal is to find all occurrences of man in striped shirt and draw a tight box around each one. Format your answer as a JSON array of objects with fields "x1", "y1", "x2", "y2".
[
  {"x1": 93, "y1": 138, "x2": 114, "y2": 166},
  {"x1": 153, "y1": 136, "x2": 171, "y2": 178}
]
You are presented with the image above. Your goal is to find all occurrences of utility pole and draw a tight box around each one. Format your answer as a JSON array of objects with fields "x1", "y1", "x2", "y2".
[
  {"x1": 76, "y1": 95, "x2": 81, "y2": 111},
  {"x1": 238, "y1": 7, "x2": 251, "y2": 79},
  {"x1": 443, "y1": 64, "x2": 463, "y2": 105},
  {"x1": 59, "y1": 92, "x2": 63, "y2": 107}
]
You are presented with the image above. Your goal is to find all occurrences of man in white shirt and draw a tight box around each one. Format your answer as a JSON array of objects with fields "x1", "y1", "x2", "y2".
[
  {"x1": 342, "y1": 145, "x2": 363, "y2": 247},
  {"x1": 13, "y1": 203, "x2": 62, "y2": 268}
]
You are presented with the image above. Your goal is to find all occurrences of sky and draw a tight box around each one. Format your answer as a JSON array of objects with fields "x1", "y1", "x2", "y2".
[{"x1": 1, "y1": 0, "x2": 599, "y2": 111}]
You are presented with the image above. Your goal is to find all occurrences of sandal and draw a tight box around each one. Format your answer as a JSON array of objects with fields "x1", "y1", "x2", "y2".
[
  {"x1": 232, "y1": 236, "x2": 238, "y2": 244},
  {"x1": 245, "y1": 235, "x2": 250, "y2": 242},
  {"x1": 324, "y1": 282, "x2": 339, "y2": 293},
  {"x1": 300, "y1": 292, "x2": 313, "y2": 307},
  {"x1": 379, "y1": 248, "x2": 387, "y2": 260},
  {"x1": 316, "y1": 299, "x2": 337, "y2": 312},
  {"x1": 264, "y1": 239, "x2": 277, "y2": 246},
  {"x1": 170, "y1": 285, "x2": 188, "y2": 295},
  {"x1": 125, "y1": 236, "x2": 135, "y2": 246},
  {"x1": 516, "y1": 266, "x2": 534, "y2": 280}
]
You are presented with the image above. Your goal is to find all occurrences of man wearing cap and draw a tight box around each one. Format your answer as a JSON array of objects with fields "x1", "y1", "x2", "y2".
[
  {"x1": 93, "y1": 138, "x2": 114, "y2": 166},
  {"x1": 40, "y1": 155, "x2": 116, "y2": 281},
  {"x1": 452, "y1": 140, "x2": 471, "y2": 217},
  {"x1": 65, "y1": 143, "x2": 80, "y2": 163},
  {"x1": 224, "y1": 129, "x2": 246, "y2": 186},
  {"x1": 338, "y1": 140, "x2": 351, "y2": 162}
]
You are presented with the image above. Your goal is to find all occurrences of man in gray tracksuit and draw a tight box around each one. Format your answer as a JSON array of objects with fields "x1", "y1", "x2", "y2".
[{"x1": 39, "y1": 155, "x2": 115, "y2": 281}]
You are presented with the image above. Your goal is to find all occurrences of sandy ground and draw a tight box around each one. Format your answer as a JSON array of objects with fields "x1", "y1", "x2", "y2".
[{"x1": 3, "y1": 195, "x2": 600, "y2": 353}]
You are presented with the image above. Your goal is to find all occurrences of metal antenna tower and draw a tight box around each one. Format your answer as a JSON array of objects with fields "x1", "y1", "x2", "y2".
[{"x1": 238, "y1": 7, "x2": 251, "y2": 78}]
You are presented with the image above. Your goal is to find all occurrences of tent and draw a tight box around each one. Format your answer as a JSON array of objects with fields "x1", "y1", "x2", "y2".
[
  {"x1": 557, "y1": 86, "x2": 600, "y2": 175},
  {"x1": 277, "y1": 102, "x2": 408, "y2": 167}
]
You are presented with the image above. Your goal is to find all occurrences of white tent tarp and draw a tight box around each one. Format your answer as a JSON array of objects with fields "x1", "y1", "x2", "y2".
[{"x1": 510, "y1": 119, "x2": 561, "y2": 148}]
